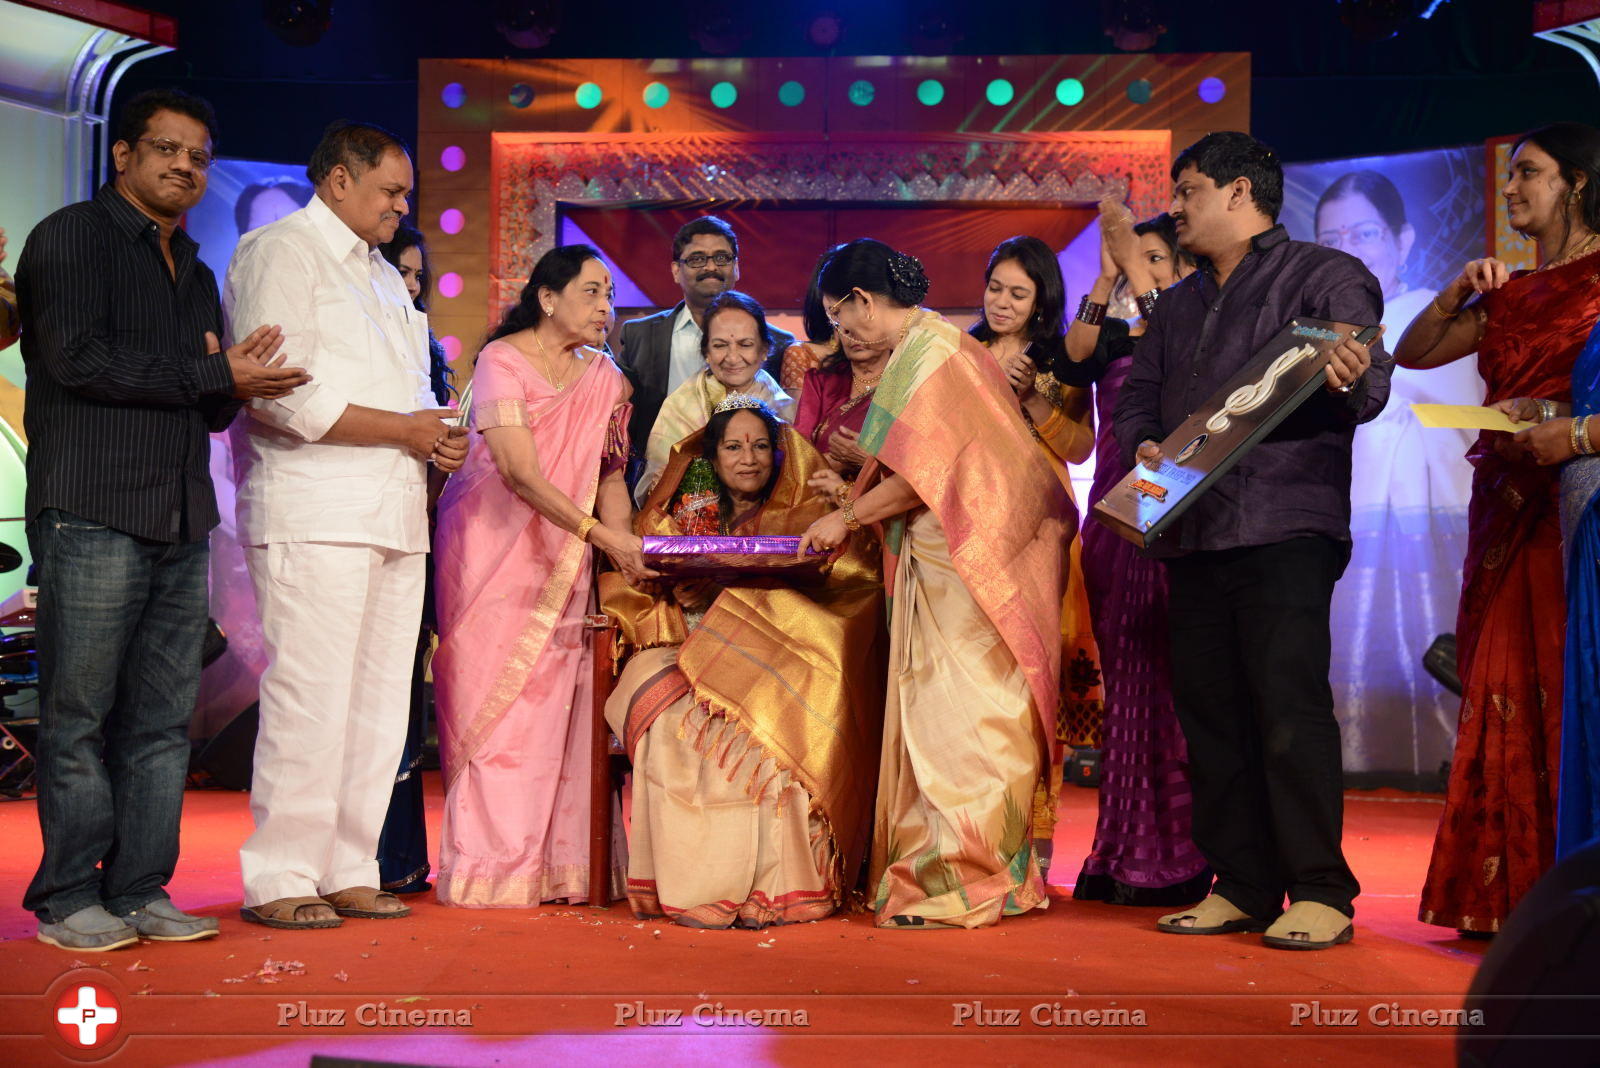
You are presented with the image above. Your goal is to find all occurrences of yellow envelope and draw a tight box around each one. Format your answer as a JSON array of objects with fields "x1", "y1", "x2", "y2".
[{"x1": 1411, "y1": 404, "x2": 1535, "y2": 433}]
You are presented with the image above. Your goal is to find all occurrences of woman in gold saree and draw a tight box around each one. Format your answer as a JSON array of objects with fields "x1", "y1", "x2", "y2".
[
  {"x1": 604, "y1": 397, "x2": 886, "y2": 928},
  {"x1": 799, "y1": 239, "x2": 1070, "y2": 929}
]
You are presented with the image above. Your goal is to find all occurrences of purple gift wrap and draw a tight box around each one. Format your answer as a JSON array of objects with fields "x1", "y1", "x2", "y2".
[{"x1": 640, "y1": 535, "x2": 827, "y2": 581}]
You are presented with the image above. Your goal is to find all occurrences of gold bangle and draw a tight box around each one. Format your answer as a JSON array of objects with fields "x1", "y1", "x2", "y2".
[
  {"x1": 1430, "y1": 294, "x2": 1461, "y2": 319},
  {"x1": 834, "y1": 480, "x2": 854, "y2": 505},
  {"x1": 840, "y1": 499, "x2": 862, "y2": 532},
  {"x1": 577, "y1": 516, "x2": 599, "y2": 542}
]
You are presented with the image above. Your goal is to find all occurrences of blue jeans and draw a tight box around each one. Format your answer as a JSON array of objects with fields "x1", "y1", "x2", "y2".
[{"x1": 23, "y1": 509, "x2": 209, "y2": 922}]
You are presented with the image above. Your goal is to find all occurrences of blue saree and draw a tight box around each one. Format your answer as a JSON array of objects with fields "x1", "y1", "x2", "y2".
[{"x1": 1558, "y1": 317, "x2": 1600, "y2": 857}]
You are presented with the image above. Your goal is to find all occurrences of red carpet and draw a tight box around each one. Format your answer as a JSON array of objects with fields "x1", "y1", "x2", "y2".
[{"x1": 0, "y1": 776, "x2": 1485, "y2": 1065}]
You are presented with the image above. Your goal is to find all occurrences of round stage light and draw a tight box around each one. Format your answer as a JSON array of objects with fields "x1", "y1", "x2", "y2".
[
  {"x1": 439, "y1": 209, "x2": 465, "y2": 235},
  {"x1": 1055, "y1": 78, "x2": 1085, "y2": 106},
  {"x1": 1127, "y1": 78, "x2": 1153, "y2": 104},
  {"x1": 1198, "y1": 76, "x2": 1226, "y2": 104},
  {"x1": 441, "y1": 82, "x2": 466, "y2": 109},
  {"x1": 710, "y1": 81, "x2": 738, "y2": 108},
  {"x1": 440, "y1": 146, "x2": 466, "y2": 172},
  {"x1": 438, "y1": 272, "x2": 464, "y2": 299},
  {"x1": 916, "y1": 79, "x2": 944, "y2": 106},
  {"x1": 779, "y1": 80, "x2": 805, "y2": 107},
  {"x1": 575, "y1": 82, "x2": 603, "y2": 109},
  {"x1": 508, "y1": 83, "x2": 534, "y2": 108},
  {"x1": 986, "y1": 78, "x2": 1015, "y2": 106},
  {"x1": 848, "y1": 79, "x2": 874, "y2": 106},
  {"x1": 643, "y1": 82, "x2": 670, "y2": 109},
  {"x1": 440, "y1": 336, "x2": 462, "y2": 362}
]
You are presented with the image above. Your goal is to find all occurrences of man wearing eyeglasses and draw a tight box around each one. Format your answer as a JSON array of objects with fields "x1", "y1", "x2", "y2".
[
  {"x1": 15, "y1": 88, "x2": 309, "y2": 952},
  {"x1": 615, "y1": 215, "x2": 793, "y2": 469}
]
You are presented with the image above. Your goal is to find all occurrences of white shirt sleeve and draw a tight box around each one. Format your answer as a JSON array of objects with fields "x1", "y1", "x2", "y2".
[{"x1": 223, "y1": 233, "x2": 351, "y2": 442}]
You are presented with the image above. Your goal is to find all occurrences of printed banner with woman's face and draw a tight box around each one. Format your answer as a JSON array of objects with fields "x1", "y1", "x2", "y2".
[
  {"x1": 184, "y1": 157, "x2": 315, "y2": 284},
  {"x1": 1281, "y1": 146, "x2": 1485, "y2": 338},
  {"x1": 1282, "y1": 145, "x2": 1487, "y2": 782}
]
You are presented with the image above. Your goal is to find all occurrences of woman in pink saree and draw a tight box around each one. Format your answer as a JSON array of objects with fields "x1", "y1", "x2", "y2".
[{"x1": 432, "y1": 246, "x2": 656, "y2": 907}]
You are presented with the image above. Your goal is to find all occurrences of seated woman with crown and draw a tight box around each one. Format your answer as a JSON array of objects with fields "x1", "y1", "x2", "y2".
[{"x1": 602, "y1": 395, "x2": 887, "y2": 928}]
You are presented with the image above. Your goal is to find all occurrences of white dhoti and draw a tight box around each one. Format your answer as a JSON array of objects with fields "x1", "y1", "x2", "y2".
[{"x1": 240, "y1": 541, "x2": 425, "y2": 905}]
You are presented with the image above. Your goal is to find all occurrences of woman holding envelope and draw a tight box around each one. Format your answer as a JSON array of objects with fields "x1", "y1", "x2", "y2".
[
  {"x1": 798, "y1": 238, "x2": 1070, "y2": 930},
  {"x1": 1396, "y1": 122, "x2": 1600, "y2": 935},
  {"x1": 431, "y1": 245, "x2": 654, "y2": 908},
  {"x1": 604, "y1": 396, "x2": 887, "y2": 928}
]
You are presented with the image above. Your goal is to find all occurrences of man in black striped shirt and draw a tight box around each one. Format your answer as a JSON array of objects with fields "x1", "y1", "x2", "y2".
[{"x1": 16, "y1": 88, "x2": 308, "y2": 952}]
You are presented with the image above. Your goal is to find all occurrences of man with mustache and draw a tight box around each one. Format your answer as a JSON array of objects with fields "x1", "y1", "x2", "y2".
[
  {"x1": 16, "y1": 88, "x2": 307, "y2": 950},
  {"x1": 223, "y1": 121, "x2": 469, "y2": 930},
  {"x1": 1112, "y1": 131, "x2": 1390, "y2": 952},
  {"x1": 616, "y1": 216, "x2": 793, "y2": 470}
]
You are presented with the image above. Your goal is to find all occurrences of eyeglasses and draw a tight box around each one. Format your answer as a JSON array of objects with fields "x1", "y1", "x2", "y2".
[
  {"x1": 137, "y1": 137, "x2": 215, "y2": 170},
  {"x1": 678, "y1": 251, "x2": 735, "y2": 269},
  {"x1": 1317, "y1": 221, "x2": 1389, "y2": 251},
  {"x1": 826, "y1": 290, "x2": 882, "y2": 345}
]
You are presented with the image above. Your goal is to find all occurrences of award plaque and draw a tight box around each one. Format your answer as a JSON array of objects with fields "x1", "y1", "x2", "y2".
[
  {"x1": 1092, "y1": 318, "x2": 1381, "y2": 549},
  {"x1": 641, "y1": 535, "x2": 828, "y2": 582}
]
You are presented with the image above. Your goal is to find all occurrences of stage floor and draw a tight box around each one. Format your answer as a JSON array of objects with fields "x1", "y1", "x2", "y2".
[{"x1": 0, "y1": 775, "x2": 1484, "y2": 1065}]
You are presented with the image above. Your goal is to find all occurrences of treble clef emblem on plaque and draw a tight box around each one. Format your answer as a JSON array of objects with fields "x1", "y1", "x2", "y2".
[{"x1": 1204, "y1": 343, "x2": 1317, "y2": 434}]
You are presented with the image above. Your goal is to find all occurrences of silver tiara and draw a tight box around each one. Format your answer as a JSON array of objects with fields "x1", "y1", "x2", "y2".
[{"x1": 712, "y1": 393, "x2": 772, "y2": 415}]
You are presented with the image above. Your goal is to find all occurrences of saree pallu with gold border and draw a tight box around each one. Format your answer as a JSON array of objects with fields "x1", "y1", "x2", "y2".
[
  {"x1": 603, "y1": 425, "x2": 887, "y2": 928},
  {"x1": 1011, "y1": 365, "x2": 1104, "y2": 870},
  {"x1": 1420, "y1": 252, "x2": 1600, "y2": 931},
  {"x1": 431, "y1": 341, "x2": 629, "y2": 908},
  {"x1": 857, "y1": 313, "x2": 1070, "y2": 929}
]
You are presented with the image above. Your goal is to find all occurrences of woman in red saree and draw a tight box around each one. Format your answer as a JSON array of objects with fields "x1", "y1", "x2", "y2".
[{"x1": 1396, "y1": 124, "x2": 1600, "y2": 933}]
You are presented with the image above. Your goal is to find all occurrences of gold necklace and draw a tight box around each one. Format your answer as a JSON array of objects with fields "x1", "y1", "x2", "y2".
[
  {"x1": 1541, "y1": 231, "x2": 1599, "y2": 273},
  {"x1": 532, "y1": 330, "x2": 572, "y2": 390},
  {"x1": 849, "y1": 370, "x2": 882, "y2": 399}
]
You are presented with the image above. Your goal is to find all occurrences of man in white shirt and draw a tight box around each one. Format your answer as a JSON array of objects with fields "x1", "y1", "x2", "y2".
[
  {"x1": 615, "y1": 216, "x2": 791, "y2": 469},
  {"x1": 223, "y1": 121, "x2": 468, "y2": 930}
]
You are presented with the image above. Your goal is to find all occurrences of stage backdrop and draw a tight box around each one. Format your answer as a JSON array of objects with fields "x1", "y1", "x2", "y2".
[
  {"x1": 561, "y1": 202, "x2": 1097, "y2": 323},
  {"x1": 1282, "y1": 145, "x2": 1487, "y2": 783}
]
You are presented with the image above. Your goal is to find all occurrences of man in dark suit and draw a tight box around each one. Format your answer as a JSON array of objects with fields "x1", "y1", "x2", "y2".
[{"x1": 616, "y1": 215, "x2": 792, "y2": 464}]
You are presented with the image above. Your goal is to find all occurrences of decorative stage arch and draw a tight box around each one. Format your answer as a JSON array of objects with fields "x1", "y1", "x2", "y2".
[{"x1": 417, "y1": 53, "x2": 1252, "y2": 370}]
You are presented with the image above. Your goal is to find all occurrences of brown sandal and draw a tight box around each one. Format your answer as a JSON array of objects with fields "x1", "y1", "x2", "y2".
[
  {"x1": 240, "y1": 896, "x2": 344, "y2": 930},
  {"x1": 324, "y1": 886, "x2": 411, "y2": 919}
]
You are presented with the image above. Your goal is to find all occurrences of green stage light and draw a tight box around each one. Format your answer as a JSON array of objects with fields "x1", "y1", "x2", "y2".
[
  {"x1": 1127, "y1": 79, "x2": 1153, "y2": 104},
  {"x1": 848, "y1": 79, "x2": 875, "y2": 106},
  {"x1": 575, "y1": 82, "x2": 602, "y2": 109},
  {"x1": 779, "y1": 80, "x2": 805, "y2": 107},
  {"x1": 710, "y1": 81, "x2": 738, "y2": 108},
  {"x1": 643, "y1": 82, "x2": 670, "y2": 109},
  {"x1": 916, "y1": 79, "x2": 944, "y2": 106},
  {"x1": 986, "y1": 78, "x2": 1014, "y2": 106},
  {"x1": 1055, "y1": 78, "x2": 1085, "y2": 106}
]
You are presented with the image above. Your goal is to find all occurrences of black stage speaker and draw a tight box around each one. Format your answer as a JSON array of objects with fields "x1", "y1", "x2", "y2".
[
  {"x1": 195, "y1": 702, "x2": 259, "y2": 790},
  {"x1": 1458, "y1": 835, "x2": 1600, "y2": 1065},
  {"x1": 1423, "y1": 632, "x2": 1461, "y2": 696}
]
